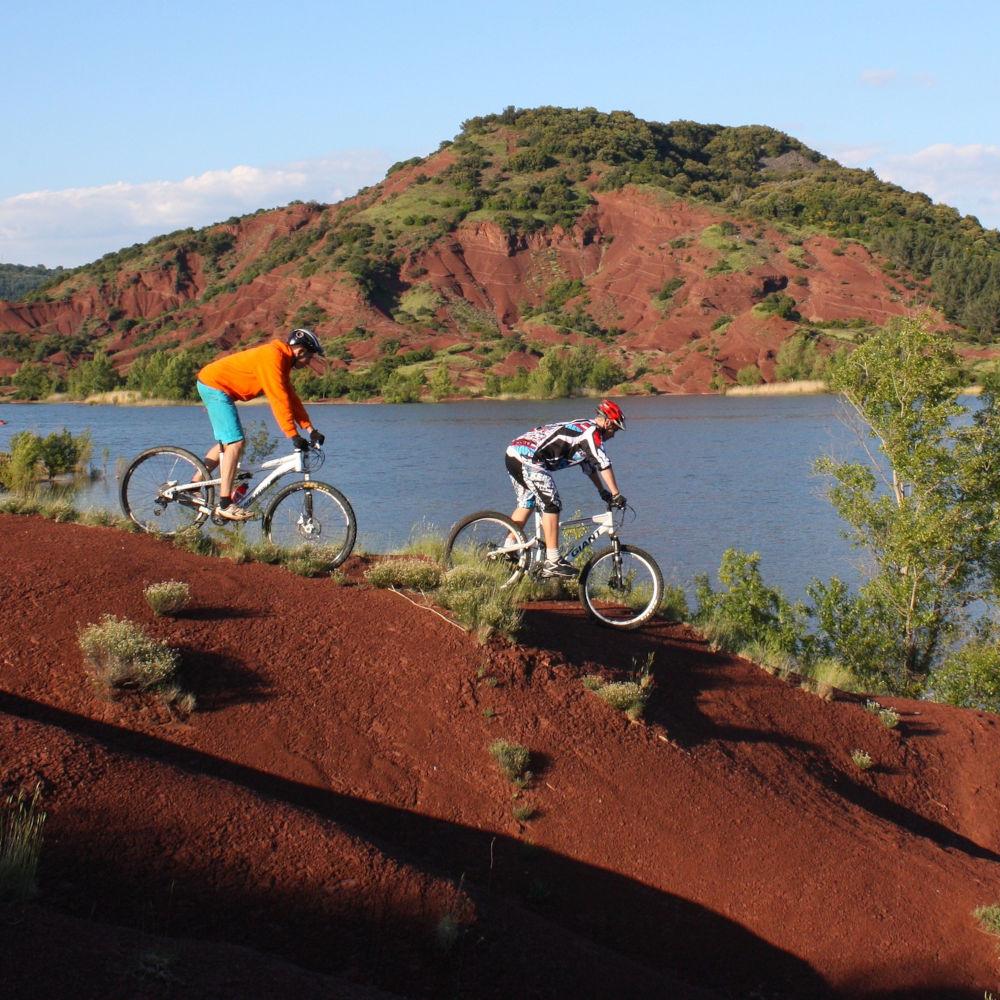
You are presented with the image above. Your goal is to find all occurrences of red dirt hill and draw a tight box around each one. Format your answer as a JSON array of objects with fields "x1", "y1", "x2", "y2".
[{"x1": 2, "y1": 514, "x2": 999, "y2": 997}]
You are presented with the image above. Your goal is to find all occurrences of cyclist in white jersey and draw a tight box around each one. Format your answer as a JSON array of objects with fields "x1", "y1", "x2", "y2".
[{"x1": 506, "y1": 399, "x2": 627, "y2": 578}]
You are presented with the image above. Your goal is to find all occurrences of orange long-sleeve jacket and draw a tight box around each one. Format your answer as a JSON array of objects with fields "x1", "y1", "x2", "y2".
[{"x1": 198, "y1": 340, "x2": 313, "y2": 438}]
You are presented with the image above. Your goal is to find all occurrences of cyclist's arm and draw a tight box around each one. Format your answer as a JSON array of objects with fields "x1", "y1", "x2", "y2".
[
  {"x1": 583, "y1": 461, "x2": 621, "y2": 498},
  {"x1": 257, "y1": 354, "x2": 312, "y2": 437},
  {"x1": 600, "y1": 467, "x2": 621, "y2": 495}
]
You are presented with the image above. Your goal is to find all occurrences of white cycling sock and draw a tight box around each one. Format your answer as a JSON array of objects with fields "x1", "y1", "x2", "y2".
[{"x1": 546, "y1": 548, "x2": 560, "y2": 562}]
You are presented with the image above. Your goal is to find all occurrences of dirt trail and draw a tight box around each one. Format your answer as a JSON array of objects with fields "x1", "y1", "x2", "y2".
[{"x1": 2, "y1": 514, "x2": 999, "y2": 998}]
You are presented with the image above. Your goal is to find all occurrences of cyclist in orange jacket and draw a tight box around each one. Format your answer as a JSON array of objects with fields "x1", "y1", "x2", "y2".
[{"x1": 196, "y1": 328, "x2": 324, "y2": 521}]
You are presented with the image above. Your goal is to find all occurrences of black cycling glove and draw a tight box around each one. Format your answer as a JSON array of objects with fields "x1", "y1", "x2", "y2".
[
  {"x1": 291, "y1": 434, "x2": 309, "y2": 451},
  {"x1": 310, "y1": 429, "x2": 325, "y2": 446},
  {"x1": 610, "y1": 493, "x2": 627, "y2": 509}
]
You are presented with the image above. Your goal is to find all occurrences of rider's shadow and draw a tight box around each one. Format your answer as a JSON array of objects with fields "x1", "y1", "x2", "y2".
[
  {"x1": 517, "y1": 606, "x2": 753, "y2": 749},
  {"x1": 175, "y1": 645, "x2": 272, "y2": 711}
]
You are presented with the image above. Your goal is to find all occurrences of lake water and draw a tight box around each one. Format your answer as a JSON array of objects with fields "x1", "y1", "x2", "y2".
[{"x1": 0, "y1": 394, "x2": 870, "y2": 599}]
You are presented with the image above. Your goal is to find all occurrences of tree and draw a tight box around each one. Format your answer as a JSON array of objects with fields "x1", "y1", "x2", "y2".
[
  {"x1": 67, "y1": 352, "x2": 120, "y2": 399},
  {"x1": 812, "y1": 316, "x2": 1000, "y2": 690},
  {"x1": 11, "y1": 362, "x2": 52, "y2": 400},
  {"x1": 427, "y1": 363, "x2": 455, "y2": 402}
]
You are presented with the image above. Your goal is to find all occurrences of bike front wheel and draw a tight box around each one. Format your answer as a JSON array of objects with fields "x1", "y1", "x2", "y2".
[
  {"x1": 444, "y1": 511, "x2": 529, "y2": 587},
  {"x1": 579, "y1": 544, "x2": 663, "y2": 629},
  {"x1": 263, "y1": 481, "x2": 357, "y2": 568},
  {"x1": 120, "y1": 446, "x2": 213, "y2": 535}
]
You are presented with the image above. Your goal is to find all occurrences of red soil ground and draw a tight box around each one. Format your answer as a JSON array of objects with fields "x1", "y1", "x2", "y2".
[{"x1": 2, "y1": 514, "x2": 999, "y2": 998}]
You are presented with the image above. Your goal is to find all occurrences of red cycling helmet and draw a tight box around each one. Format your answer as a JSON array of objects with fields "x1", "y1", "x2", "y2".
[{"x1": 596, "y1": 398, "x2": 626, "y2": 431}]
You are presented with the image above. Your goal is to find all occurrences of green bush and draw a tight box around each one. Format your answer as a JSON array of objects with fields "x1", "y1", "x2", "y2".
[
  {"x1": 488, "y1": 739, "x2": 531, "y2": 782},
  {"x1": 659, "y1": 583, "x2": 689, "y2": 621},
  {"x1": 753, "y1": 292, "x2": 799, "y2": 321},
  {"x1": 437, "y1": 563, "x2": 523, "y2": 641},
  {"x1": 144, "y1": 581, "x2": 192, "y2": 616},
  {"x1": 695, "y1": 549, "x2": 811, "y2": 661},
  {"x1": 78, "y1": 615, "x2": 191, "y2": 709},
  {"x1": 282, "y1": 545, "x2": 345, "y2": 577},
  {"x1": 774, "y1": 331, "x2": 826, "y2": 381},
  {"x1": 39, "y1": 429, "x2": 91, "y2": 478},
  {"x1": 3, "y1": 427, "x2": 92, "y2": 492},
  {"x1": 11, "y1": 362, "x2": 53, "y2": 400},
  {"x1": 930, "y1": 642, "x2": 1000, "y2": 713},
  {"x1": 0, "y1": 784, "x2": 45, "y2": 902},
  {"x1": 67, "y1": 352, "x2": 121, "y2": 399},
  {"x1": 365, "y1": 558, "x2": 443, "y2": 590},
  {"x1": 974, "y1": 904, "x2": 1000, "y2": 937},
  {"x1": 583, "y1": 676, "x2": 652, "y2": 721},
  {"x1": 736, "y1": 364, "x2": 763, "y2": 387}
]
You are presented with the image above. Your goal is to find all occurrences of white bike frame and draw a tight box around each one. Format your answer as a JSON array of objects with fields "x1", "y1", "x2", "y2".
[
  {"x1": 159, "y1": 449, "x2": 316, "y2": 517},
  {"x1": 513, "y1": 510, "x2": 616, "y2": 572}
]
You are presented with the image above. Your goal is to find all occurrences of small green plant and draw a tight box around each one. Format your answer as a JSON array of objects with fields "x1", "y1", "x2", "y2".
[
  {"x1": 864, "y1": 699, "x2": 900, "y2": 728},
  {"x1": 802, "y1": 657, "x2": 859, "y2": 697},
  {"x1": 489, "y1": 738, "x2": 530, "y2": 783},
  {"x1": 171, "y1": 526, "x2": 221, "y2": 556},
  {"x1": 365, "y1": 558, "x2": 443, "y2": 590},
  {"x1": 483, "y1": 707, "x2": 496, "y2": 720},
  {"x1": 282, "y1": 544, "x2": 344, "y2": 577},
  {"x1": 512, "y1": 804, "x2": 537, "y2": 822},
  {"x1": 0, "y1": 784, "x2": 46, "y2": 901},
  {"x1": 217, "y1": 532, "x2": 284, "y2": 564},
  {"x1": 850, "y1": 749, "x2": 874, "y2": 771},
  {"x1": 144, "y1": 581, "x2": 191, "y2": 616},
  {"x1": 78, "y1": 615, "x2": 193, "y2": 711},
  {"x1": 582, "y1": 653, "x2": 655, "y2": 721},
  {"x1": 973, "y1": 904, "x2": 1000, "y2": 937}
]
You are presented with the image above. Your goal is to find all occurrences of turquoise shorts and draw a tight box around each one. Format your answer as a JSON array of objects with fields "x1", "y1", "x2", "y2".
[{"x1": 197, "y1": 381, "x2": 245, "y2": 445}]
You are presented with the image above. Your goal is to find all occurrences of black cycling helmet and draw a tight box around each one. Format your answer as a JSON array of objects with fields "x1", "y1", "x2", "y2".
[{"x1": 288, "y1": 327, "x2": 325, "y2": 356}]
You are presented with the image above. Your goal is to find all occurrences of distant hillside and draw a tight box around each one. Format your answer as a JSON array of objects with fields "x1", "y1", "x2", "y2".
[
  {"x1": 1, "y1": 106, "x2": 997, "y2": 400},
  {"x1": 0, "y1": 262, "x2": 66, "y2": 301}
]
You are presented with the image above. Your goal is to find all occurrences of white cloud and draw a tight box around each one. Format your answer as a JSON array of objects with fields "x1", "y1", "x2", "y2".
[
  {"x1": 840, "y1": 143, "x2": 1000, "y2": 231},
  {"x1": 0, "y1": 151, "x2": 390, "y2": 267},
  {"x1": 859, "y1": 68, "x2": 897, "y2": 87}
]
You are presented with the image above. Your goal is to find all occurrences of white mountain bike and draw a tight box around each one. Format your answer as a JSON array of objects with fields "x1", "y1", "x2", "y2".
[
  {"x1": 119, "y1": 443, "x2": 356, "y2": 568},
  {"x1": 444, "y1": 505, "x2": 663, "y2": 629}
]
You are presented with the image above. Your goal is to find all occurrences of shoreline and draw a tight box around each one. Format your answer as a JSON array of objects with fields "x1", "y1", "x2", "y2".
[
  {"x1": 724, "y1": 380, "x2": 828, "y2": 397},
  {"x1": 0, "y1": 380, "x2": 983, "y2": 407}
]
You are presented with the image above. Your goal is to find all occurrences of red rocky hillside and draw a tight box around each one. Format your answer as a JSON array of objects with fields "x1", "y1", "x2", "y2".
[{"x1": 3, "y1": 106, "x2": 994, "y2": 396}]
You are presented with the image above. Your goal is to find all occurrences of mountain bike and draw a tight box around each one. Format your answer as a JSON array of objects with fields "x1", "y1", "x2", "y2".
[
  {"x1": 119, "y1": 443, "x2": 357, "y2": 568},
  {"x1": 444, "y1": 505, "x2": 663, "y2": 629}
]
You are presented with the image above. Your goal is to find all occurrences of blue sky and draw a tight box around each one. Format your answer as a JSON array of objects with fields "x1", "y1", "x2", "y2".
[{"x1": 4, "y1": 0, "x2": 998, "y2": 265}]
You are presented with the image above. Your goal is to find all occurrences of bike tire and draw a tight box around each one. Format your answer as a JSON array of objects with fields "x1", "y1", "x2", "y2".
[
  {"x1": 579, "y1": 544, "x2": 664, "y2": 629},
  {"x1": 120, "y1": 446, "x2": 212, "y2": 535},
  {"x1": 444, "y1": 511, "x2": 530, "y2": 587},
  {"x1": 263, "y1": 480, "x2": 357, "y2": 569}
]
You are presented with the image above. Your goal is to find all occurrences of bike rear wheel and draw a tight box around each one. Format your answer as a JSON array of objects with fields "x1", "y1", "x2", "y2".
[
  {"x1": 579, "y1": 544, "x2": 663, "y2": 629},
  {"x1": 263, "y1": 481, "x2": 356, "y2": 569},
  {"x1": 444, "y1": 511, "x2": 529, "y2": 587},
  {"x1": 120, "y1": 446, "x2": 213, "y2": 535}
]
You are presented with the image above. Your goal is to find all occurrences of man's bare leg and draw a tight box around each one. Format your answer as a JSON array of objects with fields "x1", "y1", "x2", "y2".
[
  {"x1": 194, "y1": 443, "x2": 222, "y2": 483},
  {"x1": 218, "y1": 440, "x2": 244, "y2": 499}
]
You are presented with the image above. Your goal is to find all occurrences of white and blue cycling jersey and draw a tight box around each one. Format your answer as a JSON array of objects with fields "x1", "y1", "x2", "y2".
[
  {"x1": 506, "y1": 419, "x2": 611, "y2": 474},
  {"x1": 504, "y1": 420, "x2": 612, "y2": 514}
]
